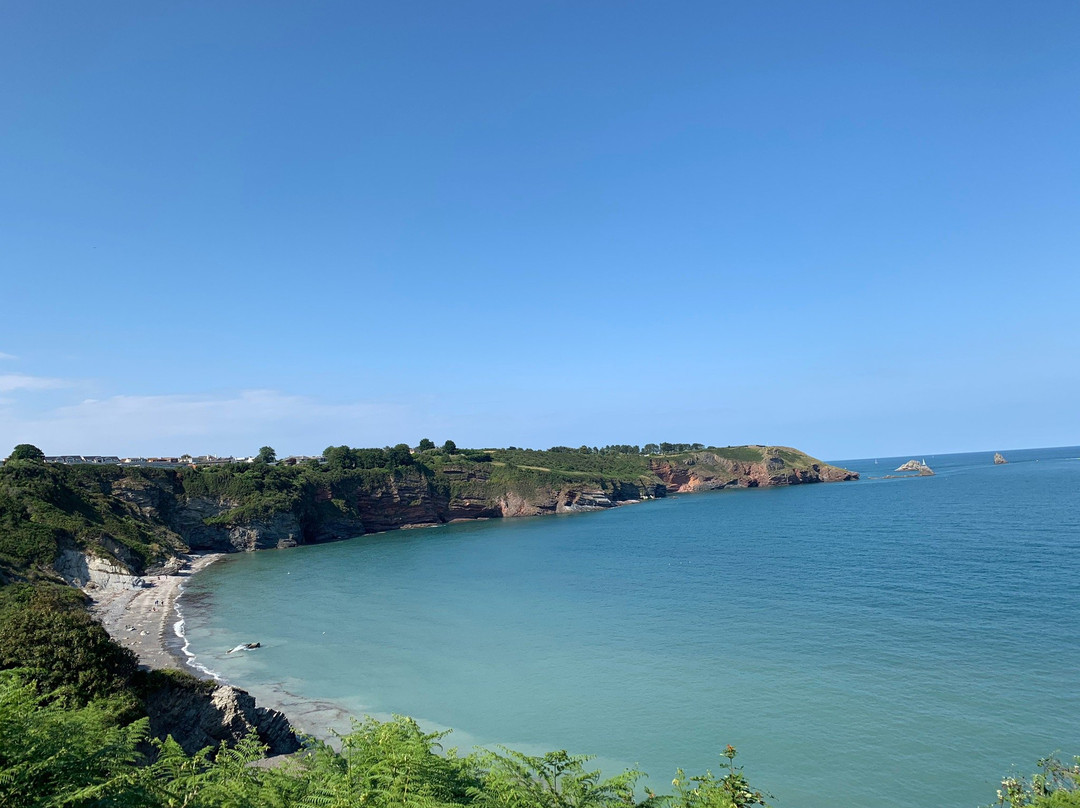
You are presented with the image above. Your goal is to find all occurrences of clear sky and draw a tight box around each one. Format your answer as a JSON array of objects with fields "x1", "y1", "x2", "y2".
[{"x1": 1, "y1": 1, "x2": 1077, "y2": 461}]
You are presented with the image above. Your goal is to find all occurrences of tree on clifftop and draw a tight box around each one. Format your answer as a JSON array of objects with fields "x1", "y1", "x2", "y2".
[
  {"x1": 6, "y1": 444, "x2": 44, "y2": 463},
  {"x1": 442, "y1": 439, "x2": 457, "y2": 455},
  {"x1": 386, "y1": 444, "x2": 414, "y2": 467},
  {"x1": 256, "y1": 446, "x2": 276, "y2": 464},
  {"x1": 417, "y1": 438, "x2": 435, "y2": 451}
]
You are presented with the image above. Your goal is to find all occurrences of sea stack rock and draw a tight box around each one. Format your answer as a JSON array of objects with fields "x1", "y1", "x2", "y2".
[
  {"x1": 994, "y1": 452, "x2": 1008, "y2": 464},
  {"x1": 895, "y1": 459, "x2": 934, "y2": 475}
]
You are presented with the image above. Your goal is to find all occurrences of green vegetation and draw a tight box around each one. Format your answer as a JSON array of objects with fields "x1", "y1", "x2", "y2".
[
  {"x1": 492, "y1": 447, "x2": 654, "y2": 478},
  {"x1": 7, "y1": 442, "x2": 45, "y2": 462},
  {"x1": 0, "y1": 584, "x2": 138, "y2": 705},
  {"x1": 708, "y1": 446, "x2": 766, "y2": 464},
  {"x1": 992, "y1": 756, "x2": 1080, "y2": 807},
  {"x1": 0, "y1": 667, "x2": 776, "y2": 808}
]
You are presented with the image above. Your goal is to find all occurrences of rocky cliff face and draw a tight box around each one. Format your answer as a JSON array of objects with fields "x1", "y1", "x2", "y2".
[
  {"x1": 113, "y1": 476, "x2": 303, "y2": 552},
  {"x1": 89, "y1": 453, "x2": 853, "y2": 561},
  {"x1": 312, "y1": 467, "x2": 664, "y2": 530},
  {"x1": 55, "y1": 546, "x2": 145, "y2": 590},
  {"x1": 347, "y1": 472, "x2": 446, "y2": 532},
  {"x1": 143, "y1": 677, "x2": 300, "y2": 756},
  {"x1": 650, "y1": 450, "x2": 857, "y2": 493}
]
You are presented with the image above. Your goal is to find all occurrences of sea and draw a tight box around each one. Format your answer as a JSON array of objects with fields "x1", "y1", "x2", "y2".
[{"x1": 177, "y1": 446, "x2": 1080, "y2": 808}]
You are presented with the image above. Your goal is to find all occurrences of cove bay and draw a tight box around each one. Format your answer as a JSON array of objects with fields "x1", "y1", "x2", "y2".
[{"x1": 180, "y1": 447, "x2": 1080, "y2": 808}]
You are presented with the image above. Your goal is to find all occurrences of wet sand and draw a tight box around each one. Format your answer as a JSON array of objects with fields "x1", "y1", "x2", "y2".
[
  {"x1": 89, "y1": 553, "x2": 224, "y2": 672},
  {"x1": 88, "y1": 552, "x2": 353, "y2": 741}
]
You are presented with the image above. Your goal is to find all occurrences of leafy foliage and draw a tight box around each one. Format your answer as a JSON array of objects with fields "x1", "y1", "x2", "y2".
[
  {"x1": 670, "y1": 746, "x2": 769, "y2": 808},
  {"x1": 387, "y1": 444, "x2": 416, "y2": 467},
  {"x1": 470, "y1": 747, "x2": 648, "y2": 808},
  {"x1": 0, "y1": 585, "x2": 139, "y2": 704},
  {"x1": 992, "y1": 755, "x2": 1080, "y2": 807},
  {"x1": 0, "y1": 667, "x2": 778, "y2": 808},
  {"x1": 294, "y1": 716, "x2": 474, "y2": 808},
  {"x1": 0, "y1": 672, "x2": 148, "y2": 808},
  {"x1": 8, "y1": 443, "x2": 45, "y2": 462}
]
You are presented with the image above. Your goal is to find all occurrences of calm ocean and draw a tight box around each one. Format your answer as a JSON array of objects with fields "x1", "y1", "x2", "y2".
[{"x1": 179, "y1": 447, "x2": 1080, "y2": 808}]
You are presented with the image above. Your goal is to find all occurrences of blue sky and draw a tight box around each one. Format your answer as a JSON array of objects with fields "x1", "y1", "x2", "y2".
[{"x1": 1, "y1": 1, "x2": 1077, "y2": 460}]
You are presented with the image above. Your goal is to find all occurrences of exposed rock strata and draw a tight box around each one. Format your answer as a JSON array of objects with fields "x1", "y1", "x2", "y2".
[
  {"x1": 55, "y1": 547, "x2": 145, "y2": 590},
  {"x1": 650, "y1": 450, "x2": 857, "y2": 493},
  {"x1": 143, "y1": 679, "x2": 300, "y2": 756}
]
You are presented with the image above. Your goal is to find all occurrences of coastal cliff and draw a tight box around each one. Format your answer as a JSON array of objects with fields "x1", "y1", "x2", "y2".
[
  {"x1": 96, "y1": 465, "x2": 665, "y2": 555},
  {"x1": 650, "y1": 447, "x2": 857, "y2": 492},
  {"x1": 0, "y1": 444, "x2": 857, "y2": 583}
]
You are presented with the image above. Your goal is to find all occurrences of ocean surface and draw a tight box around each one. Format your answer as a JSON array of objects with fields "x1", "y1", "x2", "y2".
[{"x1": 179, "y1": 447, "x2": 1080, "y2": 808}]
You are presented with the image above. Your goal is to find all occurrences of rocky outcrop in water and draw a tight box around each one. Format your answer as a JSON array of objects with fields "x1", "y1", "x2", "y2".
[
  {"x1": 895, "y1": 459, "x2": 934, "y2": 475},
  {"x1": 994, "y1": 452, "x2": 1008, "y2": 465}
]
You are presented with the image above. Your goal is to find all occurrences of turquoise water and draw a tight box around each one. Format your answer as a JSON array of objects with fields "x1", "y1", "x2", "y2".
[{"x1": 180, "y1": 447, "x2": 1080, "y2": 807}]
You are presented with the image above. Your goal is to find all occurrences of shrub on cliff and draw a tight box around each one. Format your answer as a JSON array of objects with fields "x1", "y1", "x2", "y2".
[
  {"x1": 0, "y1": 585, "x2": 138, "y2": 705},
  {"x1": 462, "y1": 451, "x2": 492, "y2": 462}
]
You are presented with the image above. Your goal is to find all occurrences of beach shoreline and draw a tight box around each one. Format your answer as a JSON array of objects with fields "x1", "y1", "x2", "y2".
[
  {"x1": 89, "y1": 552, "x2": 225, "y2": 674},
  {"x1": 89, "y1": 551, "x2": 354, "y2": 741}
]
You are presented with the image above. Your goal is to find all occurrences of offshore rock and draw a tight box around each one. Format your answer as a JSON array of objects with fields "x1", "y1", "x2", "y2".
[
  {"x1": 895, "y1": 459, "x2": 933, "y2": 475},
  {"x1": 994, "y1": 452, "x2": 1008, "y2": 464}
]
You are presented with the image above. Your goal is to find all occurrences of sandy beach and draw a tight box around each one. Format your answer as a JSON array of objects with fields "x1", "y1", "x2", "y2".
[
  {"x1": 88, "y1": 551, "x2": 354, "y2": 740},
  {"x1": 89, "y1": 553, "x2": 225, "y2": 673}
]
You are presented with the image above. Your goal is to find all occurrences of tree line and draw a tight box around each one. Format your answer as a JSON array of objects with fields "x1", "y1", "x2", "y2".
[{"x1": 546, "y1": 443, "x2": 707, "y2": 456}]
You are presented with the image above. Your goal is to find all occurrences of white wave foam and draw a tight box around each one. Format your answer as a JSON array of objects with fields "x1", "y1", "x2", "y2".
[{"x1": 173, "y1": 582, "x2": 223, "y2": 681}]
